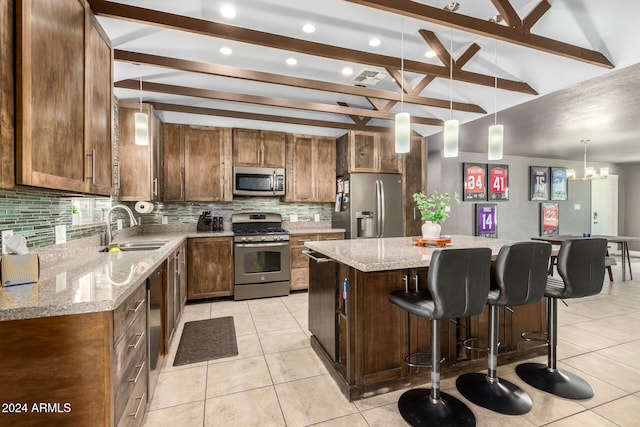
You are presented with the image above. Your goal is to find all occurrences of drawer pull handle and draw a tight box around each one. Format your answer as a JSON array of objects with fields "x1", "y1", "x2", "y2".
[
  {"x1": 129, "y1": 393, "x2": 145, "y2": 419},
  {"x1": 302, "y1": 251, "x2": 332, "y2": 263},
  {"x1": 129, "y1": 361, "x2": 146, "y2": 384},
  {"x1": 129, "y1": 299, "x2": 146, "y2": 313},
  {"x1": 324, "y1": 238, "x2": 339, "y2": 240},
  {"x1": 298, "y1": 239, "x2": 312, "y2": 244},
  {"x1": 128, "y1": 331, "x2": 145, "y2": 350}
]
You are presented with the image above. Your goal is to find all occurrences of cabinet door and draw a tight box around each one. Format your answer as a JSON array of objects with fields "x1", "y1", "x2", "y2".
[
  {"x1": 16, "y1": 0, "x2": 87, "y2": 192},
  {"x1": 162, "y1": 123, "x2": 184, "y2": 201},
  {"x1": 403, "y1": 137, "x2": 423, "y2": 236},
  {"x1": 233, "y1": 128, "x2": 260, "y2": 166},
  {"x1": 85, "y1": 13, "x2": 113, "y2": 196},
  {"x1": 185, "y1": 126, "x2": 231, "y2": 201},
  {"x1": 314, "y1": 136, "x2": 336, "y2": 202},
  {"x1": 118, "y1": 103, "x2": 152, "y2": 201},
  {"x1": 187, "y1": 238, "x2": 234, "y2": 299},
  {"x1": 260, "y1": 131, "x2": 286, "y2": 168},
  {"x1": 351, "y1": 132, "x2": 376, "y2": 171},
  {"x1": 377, "y1": 133, "x2": 401, "y2": 173},
  {"x1": 289, "y1": 135, "x2": 314, "y2": 201},
  {"x1": 0, "y1": 0, "x2": 14, "y2": 189}
]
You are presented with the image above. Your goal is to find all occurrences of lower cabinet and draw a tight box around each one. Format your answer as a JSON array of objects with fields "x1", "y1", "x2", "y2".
[
  {"x1": 290, "y1": 232, "x2": 344, "y2": 290},
  {"x1": 164, "y1": 241, "x2": 187, "y2": 351},
  {"x1": 187, "y1": 237, "x2": 234, "y2": 299}
]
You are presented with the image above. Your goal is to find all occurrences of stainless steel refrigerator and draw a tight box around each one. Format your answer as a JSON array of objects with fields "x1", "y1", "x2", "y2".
[{"x1": 332, "y1": 173, "x2": 404, "y2": 239}]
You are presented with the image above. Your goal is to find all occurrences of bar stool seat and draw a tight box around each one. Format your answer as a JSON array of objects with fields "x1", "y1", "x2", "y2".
[
  {"x1": 516, "y1": 238, "x2": 608, "y2": 400},
  {"x1": 456, "y1": 241, "x2": 551, "y2": 415},
  {"x1": 388, "y1": 247, "x2": 492, "y2": 427}
]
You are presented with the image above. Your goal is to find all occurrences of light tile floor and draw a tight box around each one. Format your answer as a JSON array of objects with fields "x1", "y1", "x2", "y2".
[{"x1": 143, "y1": 258, "x2": 640, "y2": 427}]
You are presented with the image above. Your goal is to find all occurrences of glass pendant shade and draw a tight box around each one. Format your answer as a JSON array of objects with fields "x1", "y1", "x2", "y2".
[
  {"x1": 134, "y1": 112, "x2": 149, "y2": 146},
  {"x1": 443, "y1": 119, "x2": 459, "y2": 157},
  {"x1": 487, "y1": 124, "x2": 504, "y2": 160},
  {"x1": 395, "y1": 112, "x2": 411, "y2": 153},
  {"x1": 599, "y1": 167, "x2": 609, "y2": 177},
  {"x1": 566, "y1": 169, "x2": 577, "y2": 180}
]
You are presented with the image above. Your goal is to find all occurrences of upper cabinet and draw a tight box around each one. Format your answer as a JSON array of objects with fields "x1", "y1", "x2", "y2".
[
  {"x1": 0, "y1": 0, "x2": 14, "y2": 189},
  {"x1": 118, "y1": 102, "x2": 162, "y2": 201},
  {"x1": 15, "y1": 0, "x2": 113, "y2": 195},
  {"x1": 336, "y1": 131, "x2": 401, "y2": 175},
  {"x1": 285, "y1": 134, "x2": 336, "y2": 203},
  {"x1": 403, "y1": 136, "x2": 425, "y2": 237},
  {"x1": 233, "y1": 128, "x2": 285, "y2": 168},
  {"x1": 162, "y1": 124, "x2": 232, "y2": 202}
]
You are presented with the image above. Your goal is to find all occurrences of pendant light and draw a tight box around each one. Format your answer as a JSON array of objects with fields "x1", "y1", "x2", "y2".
[
  {"x1": 395, "y1": 17, "x2": 410, "y2": 154},
  {"x1": 487, "y1": 39, "x2": 503, "y2": 160},
  {"x1": 566, "y1": 139, "x2": 609, "y2": 180},
  {"x1": 443, "y1": 28, "x2": 459, "y2": 157},
  {"x1": 134, "y1": 67, "x2": 149, "y2": 146}
]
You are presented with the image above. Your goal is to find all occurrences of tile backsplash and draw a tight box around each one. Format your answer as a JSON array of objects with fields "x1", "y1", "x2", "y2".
[{"x1": 0, "y1": 187, "x2": 333, "y2": 250}]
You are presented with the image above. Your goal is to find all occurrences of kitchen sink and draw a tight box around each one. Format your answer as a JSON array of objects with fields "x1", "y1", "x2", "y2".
[{"x1": 100, "y1": 240, "x2": 169, "y2": 252}]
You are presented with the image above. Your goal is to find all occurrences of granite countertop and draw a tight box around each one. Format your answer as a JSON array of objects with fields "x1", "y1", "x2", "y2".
[
  {"x1": 286, "y1": 228, "x2": 346, "y2": 234},
  {"x1": 0, "y1": 230, "x2": 232, "y2": 322},
  {"x1": 304, "y1": 235, "x2": 512, "y2": 272}
]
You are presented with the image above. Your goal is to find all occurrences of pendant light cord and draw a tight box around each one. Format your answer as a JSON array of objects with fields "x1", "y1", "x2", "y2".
[
  {"x1": 400, "y1": 17, "x2": 404, "y2": 112},
  {"x1": 494, "y1": 39, "x2": 498, "y2": 125},
  {"x1": 449, "y1": 28, "x2": 453, "y2": 120},
  {"x1": 139, "y1": 72, "x2": 143, "y2": 113}
]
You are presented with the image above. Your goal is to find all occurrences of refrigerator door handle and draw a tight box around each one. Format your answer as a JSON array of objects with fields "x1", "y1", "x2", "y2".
[
  {"x1": 379, "y1": 179, "x2": 386, "y2": 237},
  {"x1": 375, "y1": 180, "x2": 381, "y2": 238}
]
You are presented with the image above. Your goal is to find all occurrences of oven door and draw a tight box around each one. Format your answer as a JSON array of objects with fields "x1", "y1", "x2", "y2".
[{"x1": 234, "y1": 241, "x2": 290, "y2": 285}]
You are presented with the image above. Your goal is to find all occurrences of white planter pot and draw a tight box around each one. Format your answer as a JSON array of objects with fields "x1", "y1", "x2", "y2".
[{"x1": 421, "y1": 222, "x2": 441, "y2": 239}]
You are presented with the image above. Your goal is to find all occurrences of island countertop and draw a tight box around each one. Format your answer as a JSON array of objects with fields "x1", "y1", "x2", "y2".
[{"x1": 304, "y1": 235, "x2": 512, "y2": 272}]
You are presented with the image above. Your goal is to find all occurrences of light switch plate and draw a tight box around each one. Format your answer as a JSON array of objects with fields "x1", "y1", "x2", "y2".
[
  {"x1": 54, "y1": 225, "x2": 66, "y2": 244},
  {"x1": 162, "y1": 216, "x2": 168, "y2": 224},
  {"x1": 1, "y1": 230, "x2": 14, "y2": 255},
  {"x1": 290, "y1": 214, "x2": 298, "y2": 222},
  {"x1": 314, "y1": 214, "x2": 320, "y2": 222},
  {"x1": 574, "y1": 204, "x2": 581, "y2": 210}
]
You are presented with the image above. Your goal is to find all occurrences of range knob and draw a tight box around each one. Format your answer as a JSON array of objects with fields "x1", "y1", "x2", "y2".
[
  {"x1": 261, "y1": 236, "x2": 267, "y2": 241},
  {"x1": 241, "y1": 237, "x2": 247, "y2": 242}
]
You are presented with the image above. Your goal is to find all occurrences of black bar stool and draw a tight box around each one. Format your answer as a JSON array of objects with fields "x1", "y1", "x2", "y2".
[
  {"x1": 516, "y1": 238, "x2": 608, "y2": 400},
  {"x1": 388, "y1": 247, "x2": 492, "y2": 427},
  {"x1": 456, "y1": 241, "x2": 551, "y2": 415}
]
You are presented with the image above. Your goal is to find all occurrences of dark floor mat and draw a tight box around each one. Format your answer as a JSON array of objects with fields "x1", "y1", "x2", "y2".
[{"x1": 173, "y1": 316, "x2": 238, "y2": 366}]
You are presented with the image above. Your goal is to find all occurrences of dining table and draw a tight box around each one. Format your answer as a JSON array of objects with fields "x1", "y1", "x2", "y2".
[{"x1": 531, "y1": 235, "x2": 639, "y2": 281}]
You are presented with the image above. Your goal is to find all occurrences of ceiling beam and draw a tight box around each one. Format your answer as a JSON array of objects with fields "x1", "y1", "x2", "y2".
[
  {"x1": 523, "y1": 1, "x2": 552, "y2": 30},
  {"x1": 343, "y1": 0, "x2": 613, "y2": 68},
  {"x1": 116, "y1": 79, "x2": 444, "y2": 126},
  {"x1": 114, "y1": 50, "x2": 485, "y2": 113},
  {"x1": 88, "y1": 0, "x2": 537, "y2": 94},
  {"x1": 151, "y1": 102, "x2": 410, "y2": 134}
]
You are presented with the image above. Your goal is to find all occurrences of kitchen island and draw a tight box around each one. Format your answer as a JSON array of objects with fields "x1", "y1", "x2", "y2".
[{"x1": 304, "y1": 235, "x2": 548, "y2": 401}]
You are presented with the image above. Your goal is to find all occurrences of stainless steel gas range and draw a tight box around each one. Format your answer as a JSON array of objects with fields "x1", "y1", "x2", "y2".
[{"x1": 232, "y1": 213, "x2": 290, "y2": 301}]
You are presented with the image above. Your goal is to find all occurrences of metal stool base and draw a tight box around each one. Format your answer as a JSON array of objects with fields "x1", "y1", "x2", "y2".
[
  {"x1": 456, "y1": 373, "x2": 532, "y2": 415},
  {"x1": 397, "y1": 388, "x2": 476, "y2": 427},
  {"x1": 516, "y1": 363, "x2": 594, "y2": 400}
]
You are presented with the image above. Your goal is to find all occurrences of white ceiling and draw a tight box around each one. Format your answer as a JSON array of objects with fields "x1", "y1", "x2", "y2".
[{"x1": 95, "y1": 0, "x2": 640, "y2": 162}]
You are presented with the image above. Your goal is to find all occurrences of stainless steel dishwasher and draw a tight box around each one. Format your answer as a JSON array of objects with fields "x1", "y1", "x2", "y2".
[{"x1": 147, "y1": 265, "x2": 164, "y2": 401}]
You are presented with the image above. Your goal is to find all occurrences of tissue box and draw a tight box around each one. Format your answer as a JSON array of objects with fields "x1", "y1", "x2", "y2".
[{"x1": 1, "y1": 254, "x2": 40, "y2": 286}]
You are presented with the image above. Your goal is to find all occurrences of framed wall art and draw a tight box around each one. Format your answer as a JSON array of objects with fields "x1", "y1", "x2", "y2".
[
  {"x1": 488, "y1": 164, "x2": 509, "y2": 201},
  {"x1": 540, "y1": 202, "x2": 559, "y2": 236},
  {"x1": 475, "y1": 203, "x2": 498, "y2": 238},
  {"x1": 550, "y1": 167, "x2": 568, "y2": 201},
  {"x1": 530, "y1": 166, "x2": 550, "y2": 201},
  {"x1": 463, "y1": 163, "x2": 487, "y2": 201}
]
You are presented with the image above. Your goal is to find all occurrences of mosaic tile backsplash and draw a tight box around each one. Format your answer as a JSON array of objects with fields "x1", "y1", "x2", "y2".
[{"x1": 0, "y1": 187, "x2": 332, "y2": 250}]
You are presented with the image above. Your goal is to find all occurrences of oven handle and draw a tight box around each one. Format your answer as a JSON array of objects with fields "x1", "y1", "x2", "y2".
[
  {"x1": 235, "y1": 242, "x2": 290, "y2": 248},
  {"x1": 302, "y1": 251, "x2": 333, "y2": 263}
]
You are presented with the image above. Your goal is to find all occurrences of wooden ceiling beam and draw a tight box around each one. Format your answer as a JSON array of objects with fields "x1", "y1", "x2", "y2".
[
  {"x1": 524, "y1": 0, "x2": 552, "y2": 30},
  {"x1": 338, "y1": 101, "x2": 370, "y2": 126},
  {"x1": 418, "y1": 30, "x2": 451, "y2": 67},
  {"x1": 491, "y1": 0, "x2": 520, "y2": 29},
  {"x1": 116, "y1": 79, "x2": 443, "y2": 126},
  {"x1": 343, "y1": 0, "x2": 613, "y2": 68},
  {"x1": 456, "y1": 43, "x2": 481, "y2": 68},
  {"x1": 114, "y1": 50, "x2": 486, "y2": 114},
  {"x1": 88, "y1": 0, "x2": 536, "y2": 93},
  {"x1": 151, "y1": 102, "x2": 414, "y2": 134}
]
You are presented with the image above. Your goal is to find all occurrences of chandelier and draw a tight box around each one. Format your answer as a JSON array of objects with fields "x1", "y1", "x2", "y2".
[{"x1": 566, "y1": 140, "x2": 608, "y2": 180}]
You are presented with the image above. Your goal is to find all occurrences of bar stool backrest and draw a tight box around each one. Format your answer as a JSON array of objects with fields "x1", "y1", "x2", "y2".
[
  {"x1": 492, "y1": 241, "x2": 552, "y2": 306},
  {"x1": 428, "y1": 247, "x2": 492, "y2": 318},
  {"x1": 557, "y1": 238, "x2": 608, "y2": 298}
]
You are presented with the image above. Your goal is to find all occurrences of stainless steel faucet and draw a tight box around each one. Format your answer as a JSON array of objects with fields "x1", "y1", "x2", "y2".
[{"x1": 105, "y1": 204, "x2": 139, "y2": 245}]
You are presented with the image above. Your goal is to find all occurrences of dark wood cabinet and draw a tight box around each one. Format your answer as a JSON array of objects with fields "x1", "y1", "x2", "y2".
[
  {"x1": 0, "y1": 0, "x2": 14, "y2": 189},
  {"x1": 336, "y1": 130, "x2": 401, "y2": 174},
  {"x1": 233, "y1": 128, "x2": 285, "y2": 168},
  {"x1": 285, "y1": 134, "x2": 336, "y2": 203},
  {"x1": 162, "y1": 124, "x2": 232, "y2": 202},
  {"x1": 290, "y1": 232, "x2": 344, "y2": 290},
  {"x1": 403, "y1": 136, "x2": 424, "y2": 237},
  {"x1": 187, "y1": 237, "x2": 234, "y2": 299}
]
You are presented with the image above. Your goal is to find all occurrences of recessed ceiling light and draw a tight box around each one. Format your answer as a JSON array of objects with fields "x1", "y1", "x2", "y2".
[
  {"x1": 220, "y1": 4, "x2": 236, "y2": 19},
  {"x1": 369, "y1": 38, "x2": 381, "y2": 47},
  {"x1": 302, "y1": 23, "x2": 316, "y2": 34},
  {"x1": 220, "y1": 47, "x2": 232, "y2": 55},
  {"x1": 342, "y1": 67, "x2": 353, "y2": 76},
  {"x1": 425, "y1": 50, "x2": 437, "y2": 58},
  {"x1": 286, "y1": 57, "x2": 297, "y2": 65}
]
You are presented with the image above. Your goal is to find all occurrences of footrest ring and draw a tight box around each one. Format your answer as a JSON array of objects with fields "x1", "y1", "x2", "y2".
[
  {"x1": 461, "y1": 337, "x2": 496, "y2": 352},
  {"x1": 521, "y1": 330, "x2": 548, "y2": 343},
  {"x1": 404, "y1": 352, "x2": 445, "y2": 369}
]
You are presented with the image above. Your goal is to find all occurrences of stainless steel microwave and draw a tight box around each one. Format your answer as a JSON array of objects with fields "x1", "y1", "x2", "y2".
[{"x1": 233, "y1": 166, "x2": 285, "y2": 196}]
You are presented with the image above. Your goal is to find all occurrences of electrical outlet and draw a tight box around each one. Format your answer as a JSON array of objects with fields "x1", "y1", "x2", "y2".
[
  {"x1": 162, "y1": 216, "x2": 168, "y2": 224},
  {"x1": 1, "y1": 230, "x2": 14, "y2": 255},
  {"x1": 117, "y1": 219, "x2": 123, "y2": 230},
  {"x1": 54, "y1": 225, "x2": 66, "y2": 244},
  {"x1": 314, "y1": 214, "x2": 321, "y2": 222},
  {"x1": 574, "y1": 204, "x2": 581, "y2": 210},
  {"x1": 290, "y1": 214, "x2": 298, "y2": 222}
]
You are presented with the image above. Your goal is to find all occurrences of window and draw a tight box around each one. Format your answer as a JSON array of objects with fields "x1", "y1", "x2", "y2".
[{"x1": 71, "y1": 197, "x2": 112, "y2": 227}]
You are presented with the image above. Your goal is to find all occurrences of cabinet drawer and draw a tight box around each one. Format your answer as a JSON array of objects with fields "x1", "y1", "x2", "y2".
[
  {"x1": 291, "y1": 245, "x2": 311, "y2": 269},
  {"x1": 291, "y1": 233, "x2": 317, "y2": 247},
  {"x1": 318, "y1": 232, "x2": 344, "y2": 241},
  {"x1": 114, "y1": 284, "x2": 146, "y2": 345},
  {"x1": 116, "y1": 366, "x2": 148, "y2": 427},
  {"x1": 114, "y1": 332, "x2": 147, "y2": 426},
  {"x1": 114, "y1": 307, "x2": 147, "y2": 383},
  {"x1": 291, "y1": 267, "x2": 309, "y2": 290}
]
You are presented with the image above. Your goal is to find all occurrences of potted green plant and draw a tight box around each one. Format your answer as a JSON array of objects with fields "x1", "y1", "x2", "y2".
[{"x1": 412, "y1": 190, "x2": 460, "y2": 238}]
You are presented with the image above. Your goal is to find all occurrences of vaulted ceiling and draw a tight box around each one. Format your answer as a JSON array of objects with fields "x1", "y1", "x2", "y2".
[{"x1": 89, "y1": 0, "x2": 640, "y2": 163}]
